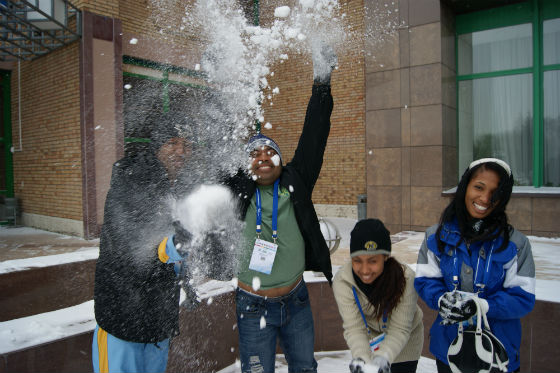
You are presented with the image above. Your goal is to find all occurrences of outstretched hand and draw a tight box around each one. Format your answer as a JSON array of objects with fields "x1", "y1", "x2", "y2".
[{"x1": 312, "y1": 41, "x2": 338, "y2": 85}]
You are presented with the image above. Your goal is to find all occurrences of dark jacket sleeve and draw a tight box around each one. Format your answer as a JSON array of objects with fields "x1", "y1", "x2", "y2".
[{"x1": 288, "y1": 83, "x2": 333, "y2": 190}]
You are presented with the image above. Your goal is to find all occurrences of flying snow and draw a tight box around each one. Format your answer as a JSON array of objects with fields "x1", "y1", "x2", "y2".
[{"x1": 274, "y1": 6, "x2": 291, "y2": 18}]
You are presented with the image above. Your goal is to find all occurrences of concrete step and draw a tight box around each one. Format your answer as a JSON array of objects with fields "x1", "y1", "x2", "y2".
[{"x1": 0, "y1": 259, "x2": 96, "y2": 321}]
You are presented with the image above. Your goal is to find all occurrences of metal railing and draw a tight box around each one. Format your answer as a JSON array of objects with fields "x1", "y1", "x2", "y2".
[{"x1": 0, "y1": 0, "x2": 81, "y2": 61}]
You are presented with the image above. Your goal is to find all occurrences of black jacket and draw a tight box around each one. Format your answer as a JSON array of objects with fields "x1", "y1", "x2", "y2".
[
  {"x1": 94, "y1": 152, "x2": 181, "y2": 343},
  {"x1": 225, "y1": 83, "x2": 334, "y2": 283}
]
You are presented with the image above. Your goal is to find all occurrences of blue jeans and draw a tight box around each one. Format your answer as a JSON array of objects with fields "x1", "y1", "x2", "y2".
[{"x1": 236, "y1": 280, "x2": 317, "y2": 373}]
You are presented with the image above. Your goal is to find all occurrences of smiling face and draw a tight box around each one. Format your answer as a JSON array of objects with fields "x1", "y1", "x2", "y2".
[
  {"x1": 351, "y1": 254, "x2": 387, "y2": 285},
  {"x1": 464, "y1": 167, "x2": 501, "y2": 219},
  {"x1": 249, "y1": 145, "x2": 282, "y2": 186}
]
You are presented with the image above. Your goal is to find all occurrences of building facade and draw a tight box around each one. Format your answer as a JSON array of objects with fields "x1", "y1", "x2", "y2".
[{"x1": 0, "y1": 0, "x2": 558, "y2": 238}]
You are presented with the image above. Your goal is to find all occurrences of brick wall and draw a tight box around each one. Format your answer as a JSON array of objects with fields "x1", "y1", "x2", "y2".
[
  {"x1": 258, "y1": 0, "x2": 366, "y2": 206},
  {"x1": 9, "y1": 0, "x2": 367, "y2": 233},
  {"x1": 11, "y1": 43, "x2": 82, "y2": 221}
]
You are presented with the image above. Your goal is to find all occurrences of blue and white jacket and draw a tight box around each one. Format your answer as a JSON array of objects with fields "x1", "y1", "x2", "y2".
[{"x1": 414, "y1": 219, "x2": 536, "y2": 372}]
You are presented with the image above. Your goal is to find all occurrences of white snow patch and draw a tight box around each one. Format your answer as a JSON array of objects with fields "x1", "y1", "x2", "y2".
[
  {"x1": 0, "y1": 301, "x2": 95, "y2": 354},
  {"x1": 274, "y1": 6, "x2": 290, "y2": 18},
  {"x1": 252, "y1": 276, "x2": 261, "y2": 291},
  {"x1": 0, "y1": 249, "x2": 99, "y2": 274}
]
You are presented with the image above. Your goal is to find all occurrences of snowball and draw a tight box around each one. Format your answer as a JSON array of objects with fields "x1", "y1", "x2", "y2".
[
  {"x1": 124, "y1": 84, "x2": 132, "y2": 90},
  {"x1": 174, "y1": 184, "x2": 237, "y2": 238},
  {"x1": 288, "y1": 185, "x2": 294, "y2": 193},
  {"x1": 259, "y1": 316, "x2": 267, "y2": 329},
  {"x1": 252, "y1": 276, "x2": 261, "y2": 291},
  {"x1": 194, "y1": 64, "x2": 200, "y2": 71},
  {"x1": 299, "y1": 0, "x2": 314, "y2": 9},
  {"x1": 264, "y1": 122, "x2": 272, "y2": 129},
  {"x1": 284, "y1": 28, "x2": 299, "y2": 39},
  {"x1": 274, "y1": 6, "x2": 290, "y2": 18},
  {"x1": 129, "y1": 38, "x2": 138, "y2": 45},
  {"x1": 271, "y1": 154, "x2": 281, "y2": 166}
]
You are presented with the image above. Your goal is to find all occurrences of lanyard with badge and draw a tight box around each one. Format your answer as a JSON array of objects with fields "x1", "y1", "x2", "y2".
[
  {"x1": 352, "y1": 286, "x2": 387, "y2": 352},
  {"x1": 248, "y1": 179, "x2": 279, "y2": 274}
]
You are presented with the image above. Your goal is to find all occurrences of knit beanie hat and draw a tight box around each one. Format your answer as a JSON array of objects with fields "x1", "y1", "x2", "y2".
[
  {"x1": 246, "y1": 134, "x2": 283, "y2": 164},
  {"x1": 350, "y1": 218, "x2": 391, "y2": 258}
]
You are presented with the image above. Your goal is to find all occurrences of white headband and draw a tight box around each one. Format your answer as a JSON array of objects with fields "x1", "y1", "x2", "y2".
[{"x1": 468, "y1": 158, "x2": 512, "y2": 177}]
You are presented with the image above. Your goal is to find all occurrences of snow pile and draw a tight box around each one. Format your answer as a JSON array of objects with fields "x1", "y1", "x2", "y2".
[
  {"x1": 0, "y1": 249, "x2": 98, "y2": 274},
  {"x1": 0, "y1": 300, "x2": 95, "y2": 354}
]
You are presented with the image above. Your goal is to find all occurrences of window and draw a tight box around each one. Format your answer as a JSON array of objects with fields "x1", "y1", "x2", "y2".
[
  {"x1": 122, "y1": 57, "x2": 210, "y2": 157},
  {"x1": 457, "y1": 0, "x2": 560, "y2": 187}
]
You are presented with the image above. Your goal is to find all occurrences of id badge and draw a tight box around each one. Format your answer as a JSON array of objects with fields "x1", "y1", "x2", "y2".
[
  {"x1": 248, "y1": 238, "x2": 278, "y2": 274},
  {"x1": 369, "y1": 332, "x2": 385, "y2": 352}
]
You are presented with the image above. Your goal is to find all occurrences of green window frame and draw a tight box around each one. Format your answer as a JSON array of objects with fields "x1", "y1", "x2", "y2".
[
  {"x1": 122, "y1": 56, "x2": 209, "y2": 155},
  {"x1": 456, "y1": 0, "x2": 560, "y2": 187}
]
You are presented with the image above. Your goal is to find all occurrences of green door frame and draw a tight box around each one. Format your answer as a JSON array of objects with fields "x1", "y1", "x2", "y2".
[{"x1": 0, "y1": 69, "x2": 13, "y2": 198}]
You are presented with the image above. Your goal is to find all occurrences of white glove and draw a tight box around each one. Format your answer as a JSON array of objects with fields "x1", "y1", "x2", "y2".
[
  {"x1": 349, "y1": 356, "x2": 391, "y2": 373},
  {"x1": 371, "y1": 355, "x2": 390, "y2": 373}
]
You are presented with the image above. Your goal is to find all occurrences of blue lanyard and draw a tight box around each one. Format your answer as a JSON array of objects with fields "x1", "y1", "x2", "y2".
[
  {"x1": 352, "y1": 286, "x2": 387, "y2": 334},
  {"x1": 452, "y1": 242, "x2": 495, "y2": 294},
  {"x1": 255, "y1": 179, "x2": 279, "y2": 242}
]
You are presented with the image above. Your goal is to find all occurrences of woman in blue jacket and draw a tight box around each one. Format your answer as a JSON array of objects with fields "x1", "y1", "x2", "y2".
[{"x1": 414, "y1": 158, "x2": 535, "y2": 373}]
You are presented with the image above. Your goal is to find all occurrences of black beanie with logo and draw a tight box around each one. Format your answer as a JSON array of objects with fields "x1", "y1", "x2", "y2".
[{"x1": 350, "y1": 218, "x2": 391, "y2": 258}]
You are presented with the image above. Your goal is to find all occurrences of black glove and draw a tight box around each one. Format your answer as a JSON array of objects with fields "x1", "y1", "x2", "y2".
[
  {"x1": 180, "y1": 280, "x2": 200, "y2": 311},
  {"x1": 202, "y1": 229, "x2": 234, "y2": 281},
  {"x1": 172, "y1": 221, "x2": 192, "y2": 255},
  {"x1": 439, "y1": 291, "x2": 477, "y2": 325},
  {"x1": 312, "y1": 41, "x2": 338, "y2": 85},
  {"x1": 178, "y1": 262, "x2": 200, "y2": 311}
]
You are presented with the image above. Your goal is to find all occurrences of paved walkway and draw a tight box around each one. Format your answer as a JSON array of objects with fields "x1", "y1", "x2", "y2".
[
  {"x1": 1, "y1": 224, "x2": 559, "y2": 283},
  {"x1": 0, "y1": 226, "x2": 98, "y2": 261}
]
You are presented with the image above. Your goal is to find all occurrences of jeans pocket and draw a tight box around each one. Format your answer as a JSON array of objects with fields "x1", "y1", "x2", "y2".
[
  {"x1": 236, "y1": 291, "x2": 262, "y2": 318},
  {"x1": 293, "y1": 283, "x2": 310, "y2": 307}
]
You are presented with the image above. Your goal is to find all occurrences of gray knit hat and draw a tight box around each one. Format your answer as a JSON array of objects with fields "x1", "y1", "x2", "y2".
[{"x1": 246, "y1": 134, "x2": 283, "y2": 164}]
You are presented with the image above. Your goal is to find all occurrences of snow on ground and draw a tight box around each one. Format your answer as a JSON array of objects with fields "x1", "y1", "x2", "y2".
[
  {"x1": 0, "y1": 249, "x2": 98, "y2": 274},
  {"x1": 0, "y1": 300, "x2": 95, "y2": 354},
  {"x1": 216, "y1": 350, "x2": 438, "y2": 373},
  {"x1": 0, "y1": 223, "x2": 558, "y2": 360}
]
